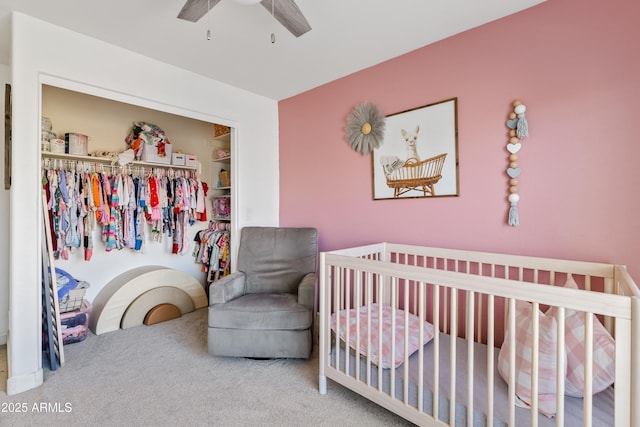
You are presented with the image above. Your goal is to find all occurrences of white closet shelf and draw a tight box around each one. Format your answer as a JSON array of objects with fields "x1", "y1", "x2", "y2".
[{"x1": 41, "y1": 151, "x2": 197, "y2": 170}]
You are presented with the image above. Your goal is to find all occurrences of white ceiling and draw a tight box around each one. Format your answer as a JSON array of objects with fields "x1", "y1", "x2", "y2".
[{"x1": 0, "y1": 0, "x2": 546, "y2": 100}]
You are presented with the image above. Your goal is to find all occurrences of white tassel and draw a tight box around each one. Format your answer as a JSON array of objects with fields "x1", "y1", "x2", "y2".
[
  {"x1": 517, "y1": 116, "x2": 528, "y2": 138},
  {"x1": 508, "y1": 203, "x2": 519, "y2": 226},
  {"x1": 514, "y1": 104, "x2": 528, "y2": 139},
  {"x1": 508, "y1": 193, "x2": 520, "y2": 226}
]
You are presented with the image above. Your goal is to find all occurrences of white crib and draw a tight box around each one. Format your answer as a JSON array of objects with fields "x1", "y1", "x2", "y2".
[{"x1": 318, "y1": 243, "x2": 640, "y2": 426}]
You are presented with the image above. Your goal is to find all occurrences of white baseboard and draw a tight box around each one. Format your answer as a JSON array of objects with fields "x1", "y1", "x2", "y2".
[
  {"x1": 6, "y1": 368, "x2": 43, "y2": 395},
  {"x1": 0, "y1": 332, "x2": 6, "y2": 346}
]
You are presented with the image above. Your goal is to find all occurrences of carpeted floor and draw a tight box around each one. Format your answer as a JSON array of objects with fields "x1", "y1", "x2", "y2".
[{"x1": 0, "y1": 308, "x2": 414, "y2": 426}]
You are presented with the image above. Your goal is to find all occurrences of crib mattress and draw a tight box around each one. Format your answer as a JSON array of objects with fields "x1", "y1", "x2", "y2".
[{"x1": 331, "y1": 331, "x2": 614, "y2": 427}]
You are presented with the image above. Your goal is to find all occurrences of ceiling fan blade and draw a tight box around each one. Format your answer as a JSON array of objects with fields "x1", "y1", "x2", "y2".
[
  {"x1": 260, "y1": 0, "x2": 311, "y2": 37},
  {"x1": 177, "y1": 0, "x2": 222, "y2": 22}
]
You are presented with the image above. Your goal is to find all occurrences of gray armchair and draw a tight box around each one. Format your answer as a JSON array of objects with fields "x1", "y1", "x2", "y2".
[{"x1": 208, "y1": 226, "x2": 318, "y2": 358}]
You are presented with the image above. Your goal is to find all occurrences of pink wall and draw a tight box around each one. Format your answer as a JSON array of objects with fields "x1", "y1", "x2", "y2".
[{"x1": 279, "y1": 0, "x2": 640, "y2": 279}]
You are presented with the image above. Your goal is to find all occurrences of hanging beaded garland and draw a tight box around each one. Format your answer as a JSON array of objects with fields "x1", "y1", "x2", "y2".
[{"x1": 505, "y1": 100, "x2": 529, "y2": 226}]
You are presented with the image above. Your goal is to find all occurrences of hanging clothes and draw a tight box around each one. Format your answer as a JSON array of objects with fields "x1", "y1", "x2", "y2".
[
  {"x1": 42, "y1": 161, "x2": 209, "y2": 261},
  {"x1": 193, "y1": 221, "x2": 231, "y2": 282}
]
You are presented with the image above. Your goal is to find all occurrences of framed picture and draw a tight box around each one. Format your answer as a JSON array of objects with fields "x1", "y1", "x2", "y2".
[{"x1": 372, "y1": 97, "x2": 459, "y2": 200}]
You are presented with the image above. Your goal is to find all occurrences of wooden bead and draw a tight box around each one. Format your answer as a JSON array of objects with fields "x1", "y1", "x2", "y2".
[
  {"x1": 510, "y1": 186, "x2": 518, "y2": 193},
  {"x1": 509, "y1": 112, "x2": 516, "y2": 120},
  {"x1": 509, "y1": 161, "x2": 518, "y2": 168},
  {"x1": 510, "y1": 179, "x2": 519, "y2": 186},
  {"x1": 509, "y1": 154, "x2": 518, "y2": 161},
  {"x1": 510, "y1": 136, "x2": 519, "y2": 144},
  {"x1": 509, "y1": 129, "x2": 516, "y2": 137},
  {"x1": 513, "y1": 100, "x2": 522, "y2": 107}
]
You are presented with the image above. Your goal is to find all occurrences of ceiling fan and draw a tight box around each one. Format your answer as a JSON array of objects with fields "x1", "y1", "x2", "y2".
[{"x1": 177, "y1": 0, "x2": 312, "y2": 38}]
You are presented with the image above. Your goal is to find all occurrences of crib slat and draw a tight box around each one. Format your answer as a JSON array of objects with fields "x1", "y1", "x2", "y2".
[
  {"x1": 418, "y1": 281, "x2": 425, "y2": 413},
  {"x1": 403, "y1": 281, "x2": 410, "y2": 405},
  {"x1": 345, "y1": 268, "x2": 352, "y2": 378},
  {"x1": 476, "y1": 292, "x2": 483, "y2": 343},
  {"x1": 390, "y1": 279, "x2": 396, "y2": 396},
  {"x1": 507, "y1": 298, "x2": 516, "y2": 427},
  {"x1": 377, "y1": 280, "x2": 384, "y2": 392},
  {"x1": 487, "y1": 294, "x2": 495, "y2": 427},
  {"x1": 334, "y1": 267, "x2": 341, "y2": 371},
  {"x1": 450, "y1": 289, "x2": 458, "y2": 426},
  {"x1": 555, "y1": 306, "x2": 565, "y2": 427},
  {"x1": 354, "y1": 270, "x2": 361, "y2": 382},
  {"x1": 584, "y1": 312, "x2": 594, "y2": 426},
  {"x1": 433, "y1": 283, "x2": 440, "y2": 421},
  {"x1": 444, "y1": 286, "x2": 449, "y2": 335},
  {"x1": 318, "y1": 257, "x2": 329, "y2": 394},
  {"x1": 467, "y1": 290, "x2": 475, "y2": 427},
  {"x1": 531, "y1": 302, "x2": 540, "y2": 427}
]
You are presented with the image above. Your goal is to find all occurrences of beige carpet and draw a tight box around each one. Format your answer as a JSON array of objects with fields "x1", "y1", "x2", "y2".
[{"x1": 0, "y1": 308, "x2": 413, "y2": 426}]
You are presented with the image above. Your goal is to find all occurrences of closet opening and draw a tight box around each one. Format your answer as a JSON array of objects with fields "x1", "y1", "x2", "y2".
[{"x1": 38, "y1": 78, "x2": 237, "y2": 368}]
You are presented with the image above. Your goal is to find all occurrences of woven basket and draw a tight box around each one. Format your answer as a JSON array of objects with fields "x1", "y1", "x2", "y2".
[
  {"x1": 214, "y1": 124, "x2": 230, "y2": 138},
  {"x1": 219, "y1": 170, "x2": 231, "y2": 187}
]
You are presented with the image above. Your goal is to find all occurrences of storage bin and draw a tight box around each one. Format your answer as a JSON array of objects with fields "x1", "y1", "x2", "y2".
[
  {"x1": 185, "y1": 154, "x2": 197, "y2": 167},
  {"x1": 172, "y1": 153, "x2": 186, "y2": 166},
  {"x1": 65, "y1": 133, "x2": 89, "y2": 156},
  {"x1": 50, "y1": 139, "x2": 66, "y2": 153},
  {"x1": 213, "y1": 196, "x2": 231, "y2": 219},
  {"x1": 142, "y1": 141, "x2": 172, "y2": 164},
  {"x1": 60, "y1": 300, "x2": 91, "y2": 345},
  {"x1": 59, "y1": 280, "x2": 90, "y2": 313}
]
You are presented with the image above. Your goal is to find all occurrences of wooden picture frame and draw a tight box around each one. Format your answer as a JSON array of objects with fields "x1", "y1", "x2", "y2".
[
  {"x1": 4, "y1": 84, "x2": 10, "y2": 190},
  {"x1": 372, "y1": 97, "x2": 459, "y2": 200}
]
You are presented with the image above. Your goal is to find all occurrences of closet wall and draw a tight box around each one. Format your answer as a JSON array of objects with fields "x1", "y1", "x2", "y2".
[{"x1": 41, "y1": 85, "x2": 220, "y2": 302}]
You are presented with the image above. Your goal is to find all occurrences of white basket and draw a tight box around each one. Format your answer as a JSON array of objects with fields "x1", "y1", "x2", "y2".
[
  {"x1": 58, "y1": 281, "x2": 89, "y2": 313},
  {"x1": 50, "y1": 138, "x2": 66, "y2": 153},
  {"x1": 65, "y1": 133, "x2": 89, "y2": 156}
]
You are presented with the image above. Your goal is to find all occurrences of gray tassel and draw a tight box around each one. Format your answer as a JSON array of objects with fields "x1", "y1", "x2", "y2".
[
  {"x1": 517, "y1": 116, "x2": 528, "y2": 138},
  {"x1": 508, "y1": 203, "x2": 519, "y2": 226}
]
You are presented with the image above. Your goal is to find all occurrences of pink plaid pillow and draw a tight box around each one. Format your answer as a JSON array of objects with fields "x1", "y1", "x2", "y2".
[
  {"x1": 331, "y1": 303, "x2": 435, "y2": 368},
  {"x1": 497, "y1": 301, "x2": 563, "y2": 418},
  {"x1": 545, "y1": 275, "x2": 615, "y2": 397}
]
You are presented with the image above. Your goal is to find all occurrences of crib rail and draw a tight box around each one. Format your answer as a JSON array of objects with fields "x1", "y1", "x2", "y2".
[{"x1": 319, "y1": 244, "x2": 640, "y2": 427}]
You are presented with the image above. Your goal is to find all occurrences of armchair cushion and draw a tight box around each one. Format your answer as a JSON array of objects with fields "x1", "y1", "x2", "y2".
[
  {"x1": 238, "y1": 227, "x2": 318, "y2": 295},
  {"x1": 209, "y1": 293, "x2": 312, "y2": 330}
]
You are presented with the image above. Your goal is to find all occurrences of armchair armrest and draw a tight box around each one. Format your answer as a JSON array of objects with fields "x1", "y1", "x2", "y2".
[
  {"x1": 297, "y1": 272, "x2": 316, "y2": 312},
  {"x1": 209, "y1": 272, "x2": 246, "y2": 305}
]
